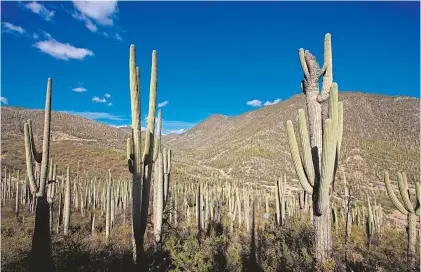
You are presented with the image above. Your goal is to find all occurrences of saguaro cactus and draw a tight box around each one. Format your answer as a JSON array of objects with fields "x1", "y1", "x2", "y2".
[
  {"x1": 46, "y1": 160, "x2": 57, "y2": 233},
  {"x1": 366, "y1": 196, "x2": 374, "y2": 247},
  {"x1": 24, "y1": 78, "x2": 53, "y2": 272},
  {"x1": 127, "y1": 45, "x2": 158, "y2": 265},
  {"x1": 63, "y1": 167, "x2": 71, "y2": 235},
  {"x1": 286, "y1": 34, "x2": 343, "y2": 263},
  {"x1": 383, "y1": 171, "x2": 420, "y2": 266},
  {"x1": 275, "y1": 174, "x2": 286, "y2": 226}
]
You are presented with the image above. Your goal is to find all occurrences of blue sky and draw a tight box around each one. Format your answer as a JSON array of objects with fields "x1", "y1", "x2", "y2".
[{"x1": 1, "y1": 1, "x2": 420, "y2": 134}]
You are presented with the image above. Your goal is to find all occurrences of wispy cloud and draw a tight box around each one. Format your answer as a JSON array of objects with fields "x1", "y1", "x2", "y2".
[
  {"x1": 105, "y1": 93, "x2": 111, "y2": 98},
  {"x1": 246, "y1": 99, "x2": 262, "y2": 107},
  {"x1": 158, "y1": 101, "x2": 169, "y2": 108},
  {"x1": 247, "y1": 98, "x2": 282, "y2": 107},
  {"x1": 114, "y1": 33, "x2": 122, "y2": 41},
  {"x1": 1, "y1": 97, "x2": 8, "y2": 105},
  {"x1": 72, "y1": 11, "x2": 98, "y2": 32},
  {"x1": 168, "y1": 128, "x2": 185, "y2": 134},
  {"x1": 111, "y1": 124, "x2": 147, "y2": 131},
  {"x1": 33, "y1": 34, "x2": 94, "y2": 61},
  {"x1": 2, "y1": 22, "x2": 26, "y2": 35},
  {"x1": 72, "y1": 87, "x2": 87, "y2": 92},
  {"x1": 92, "y1": 96, "x2": 107, "y2": 103},
  {"x1": 24, "y1": 1, "x2": 55, "y2": 21},
  {"x1": 71, "y1": 0, "x2": 118, "y2": 33},
  {"x1": 33, "y1": 33, "x2": 39, "y2": 39},
  {"x1": 61, "y1": 110, "x2": 126, "y2": 121},
  {"x1": 107, "y1": 102, "x2": 112, "y2": 106},
  {"x1": 263, "y1": 98, "x2": 281, "y2": 106}
]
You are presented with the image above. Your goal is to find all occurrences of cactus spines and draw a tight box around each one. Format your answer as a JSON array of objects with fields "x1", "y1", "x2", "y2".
[
  {"x1": 287, "y1": 34, "x2": 343, "y2": 263},
  {"x1": 127, "y1": 45, "x2": 158, "y2": 264},
  {"x1": 383, "y1": 171, "x2": 420, "y2": 266}
]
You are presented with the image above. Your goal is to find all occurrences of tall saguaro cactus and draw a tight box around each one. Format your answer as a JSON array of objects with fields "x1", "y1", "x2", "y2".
[
  {"x1": 127, "y1": 45, "x2": 158, "y2": 265},
  {"x1": 24, "y1": 78, "x2": 54, "y2": 272},
  {"x1": 383, "y1": 171, "x2": 420, "y2": 266},
  {"x1": 286, "y1": 34, "x2": 343, "y2": 263}
]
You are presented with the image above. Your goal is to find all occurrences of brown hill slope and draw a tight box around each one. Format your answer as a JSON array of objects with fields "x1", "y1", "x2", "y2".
[
  {"x1": 167, "y1": 92, "x2": 419, "y2": 194},
  {"x1": 1, "y1": 92, "x2": 419, "y2": 201}
]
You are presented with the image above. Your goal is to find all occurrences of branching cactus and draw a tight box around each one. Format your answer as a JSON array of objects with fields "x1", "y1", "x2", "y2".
[
  {"x1": 127, "y1": 45, "x2": 158, "y2": 265},
  {"x1": 286, "y1": 34, "x2": 343, "y2": 263},
  {"x1": 383, "y1": 171, "x2": 420, "y2": 266},
  {"x1": 24, "y1": 78, "x2": 54, "y2": 272}
]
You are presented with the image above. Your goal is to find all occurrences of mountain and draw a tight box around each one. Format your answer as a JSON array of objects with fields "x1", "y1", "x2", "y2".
[{"x1": 1, "y1": 92, "x2": 419, "y2": 218}]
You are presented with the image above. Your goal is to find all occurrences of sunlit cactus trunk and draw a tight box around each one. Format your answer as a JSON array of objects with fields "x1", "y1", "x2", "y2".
[{"x1": 286, "y1": 34, "x2": 343, "y2": 264}]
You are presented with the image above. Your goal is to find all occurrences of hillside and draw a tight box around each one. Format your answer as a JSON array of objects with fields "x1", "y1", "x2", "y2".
[{"x1": 1, "y1": 92, "x2": 419, "y2": 204}]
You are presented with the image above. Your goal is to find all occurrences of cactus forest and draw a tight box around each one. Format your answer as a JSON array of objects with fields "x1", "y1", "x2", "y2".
[{"x1": 1, "y1": 2, "x2": 420, "y2": 272}]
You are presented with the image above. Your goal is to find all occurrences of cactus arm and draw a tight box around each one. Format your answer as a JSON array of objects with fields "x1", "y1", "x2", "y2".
[
  {"x1": 286, "y1": 120, "x2": 313, "y2": 194},
  {"x1": 317, "y1": 33, "x2": 332, "y2": 103},
  {"x1": 397, "y1": 172, "x2": 415, "y2": 214},
  {"x1": 153, "y1": 109, "x2": 162, "y2": 162},
  {"x1": 24, "y1": 123, "x2": 38, "y2": 194},
  {"x1": 299, "y1": 48, "x2": 310, "y2": 81},
  {"x1": 298, "y1": 109, "x2": 315, "y2": 186},
  {"x1": 315, "y1": 119, "x2": 334, "y2": 215},
  {"x1": 383, "y1": 171, "x2": 409, "y2": 215},
  {"x1": 143, "y1": 50, "x2": 158, "y2": 164},
  {"x1": 27, "y1": 119, "x2": 42, "y2": 163},
  {"x1": 37, "y1": 78, "x2": 52, "y2": 198}
]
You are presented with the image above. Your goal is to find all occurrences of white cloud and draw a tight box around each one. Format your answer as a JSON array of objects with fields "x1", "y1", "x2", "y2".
[
  {"x1": 168, "y1": 128, "x2": 185, "y2": 134},
  {"x1": 104, "y1": 93, "x2": 111, "y2": 98},
  {"x1": 92, "y1": 96, "x2": 107, "y2": 103},
  {"x1": 24, "y1": 1, "x2": 55, "y2": 21},
  {"x1": 107, "y1": 102, "x2": 112, "y2": 106},
  {"x1": 72, "y1": 12, "x2": 98, "y2": 32},
  {"x1": 114, "y1": 33, "x2": 122, "y2": 41},
  {"x1": 246, "y1": 99, "x2": 262, "y2": 107},
  {"x1": 158, "y1": 101, "x2": 169, "y2": 108},
  {"x1": 263, "y1": 98, "x2": 281, "y2": 106},
  {"x1": 72, "y1": 87, "x2": 87, "y2": 92},
  {"x1": 72, "y1": 1, "x2": 118, "y2": 26},
  {"x1": 1, "y1": 97, "x2": 8, "y2": 105},
  {"x1": 61, "y1": 110, "x2": 126, "y2": 121},
  {"x1": 33, "y1": 33, "x2": 39, "y2": 39},
  {"x1": 2, "y1": 22, "x2": 26, "y2": 35},
  {"x1": 102, "y1": 32, "x2": 109, "y2": 37},
  {"x1": 34, "y1": 34, "x2": 94, "y2": 61}
]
